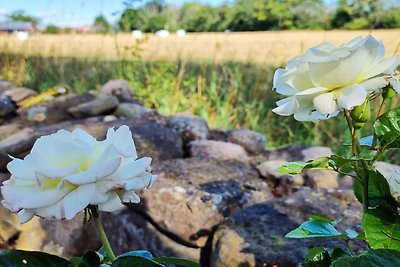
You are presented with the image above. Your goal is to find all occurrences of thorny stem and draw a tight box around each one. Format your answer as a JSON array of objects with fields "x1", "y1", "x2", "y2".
[{"x1": 90, "y1": 205, "x2": 116, "y2": 262}]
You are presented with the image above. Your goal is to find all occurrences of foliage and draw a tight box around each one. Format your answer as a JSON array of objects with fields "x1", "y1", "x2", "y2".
[
  {"x1": 93, "y1": 15, "x2": 111, "y2": 33},
  {"x1": 45, "y1": 24, "x2": 61, "y2": 34},
  {"x1": 115, "y1": 0, "x2": 399, "y2": 32},
  {"x1": 8, "y1": 10, "x2": 39, "y2": 24}
]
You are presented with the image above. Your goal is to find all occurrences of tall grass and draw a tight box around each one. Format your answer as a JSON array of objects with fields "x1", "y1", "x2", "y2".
[{"x1": 0, "y1": 52, "x2": 354, "y2": 150}]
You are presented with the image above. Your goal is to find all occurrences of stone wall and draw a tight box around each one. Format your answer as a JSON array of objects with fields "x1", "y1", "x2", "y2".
[{"x1": 0, "y1": 79, "x2": 377, "y2": 266}]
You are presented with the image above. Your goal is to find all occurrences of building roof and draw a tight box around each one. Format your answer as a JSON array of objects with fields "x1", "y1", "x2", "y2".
[{"x1": 0, "y1": 21, "x2": 35, "y2": 31}]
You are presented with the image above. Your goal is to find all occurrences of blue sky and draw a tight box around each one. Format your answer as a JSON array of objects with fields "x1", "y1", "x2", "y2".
[{"x1": 0, "y1": 0, "x2": 229, "y2": 27}]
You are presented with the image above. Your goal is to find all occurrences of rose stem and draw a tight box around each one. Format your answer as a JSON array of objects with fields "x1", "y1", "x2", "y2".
[
  {"x1": 344, "y1": 110, "x2": 369, "y2": 212},
  {"x1": 90, "y1": 205, "x2": 116, "y2": 262},
  {"x1": 371, "y1": 97, "x2": 387, "y2": 149}
]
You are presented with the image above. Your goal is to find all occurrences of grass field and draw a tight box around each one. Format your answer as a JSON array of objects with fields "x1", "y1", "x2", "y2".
[
  {"x1": 1, "y1": 30, "x2": 399, "y2": 155},
  {"x1": 0, "y1": 30, "x2": 399, "y2": 65}
]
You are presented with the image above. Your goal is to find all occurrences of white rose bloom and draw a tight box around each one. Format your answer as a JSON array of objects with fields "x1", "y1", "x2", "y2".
[
  {"x1": 273, "y1": 35, "x2": 400, "y2": 121},
  {"x1": 1, "y1": 125, "x2": 156, "y2": 223}
]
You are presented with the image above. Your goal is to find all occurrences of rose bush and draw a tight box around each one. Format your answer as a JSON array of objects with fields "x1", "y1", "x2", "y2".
[
  {"x1": 1, "y1": 125, "x2": 156, "y2": 223},
  {"x1": 273, "y1": 35, "x2": 400, "y2": 121}
]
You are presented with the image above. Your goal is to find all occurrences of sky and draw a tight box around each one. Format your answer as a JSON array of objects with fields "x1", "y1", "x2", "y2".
[{"x1": 0, "y1": 0, "x2": 229, "y2": 27}]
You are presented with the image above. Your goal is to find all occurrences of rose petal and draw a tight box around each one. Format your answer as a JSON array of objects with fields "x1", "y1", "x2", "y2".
[
  {"x1": 313, "y1": 92, "x2": 337, "y2": 114},
  {"x1": 106, "y1": 125, "x2": 137, "y2": 158},
  {"x1": 64, "y1": 157, "x2": 121, "y2": 185},
  {"x1": 113, "y1": 157, "x2": 152, "y2": 181},
  {"x1": 272, "y1": 97, "x2": 299, "y2": 116},
  {"x1": 363, "y1": 55, "x2": 400, "y2": 78},
  {"x1": 337, "y1": 84, "x2": 367, "y2": 110},
  {"x1": 98, "y1": 193, "x2": 125, "y2": 212}
]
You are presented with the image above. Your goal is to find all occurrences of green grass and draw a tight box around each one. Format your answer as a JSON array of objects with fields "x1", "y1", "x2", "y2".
[{"x1": 0, "y1": 53, "x2": 374, "y2": 151}]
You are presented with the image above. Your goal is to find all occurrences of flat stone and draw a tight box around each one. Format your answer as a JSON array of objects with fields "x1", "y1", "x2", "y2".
[
  {"x1": 68, "y1": 94, "x2": 119, "y2": 118},
  {"x1": 101, "y1": 79, "x2": 133, "y2": 102},
  {"x1": 0, "y1": 128, "x2": 38, "y2": 170},
  {"x1": 3, "y1": 87, "x2": 37, "y2": 103},
  {"x1": 52, "y1": 93, "x2": 96, "y2": 110},
  {"x1": 189, "y1": 140, "x2": 250, "y2": 164},
  {"x1": 268, "y1": 145, "x2": 334, "y2": 162},
  {"x1": 23, "y1": 105, "x2": 71, "y2": 123},
  {"x1": 228, "y1": 129, "x2": 266, "y2": 155},
  {"x1": 114, "y1": 103, "x2": 153, "y2": 118}
]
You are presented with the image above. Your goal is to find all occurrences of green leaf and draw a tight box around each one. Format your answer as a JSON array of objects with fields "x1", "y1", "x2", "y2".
[
  {"x1": 117, "y1": 250, "x2": 154, "y2": 260},
  {"x1": 353, "y1": 170, "x2": 397, "y2": 210},
  {"x1": 72, "y1": 251, "x2": 101, "y2": 267},
  {"x1": 363, "y1": 208, "x2": 400, "y2": 250},
  {"x1": 332, "y1": 249, "x2": 400, "y2": 267},
  {"x1": 278, "y1": 157, "x2": 329, "y2": 174},
  {"x1": 305, "y1": 247, "x2": 331, "y2": 267},
  {"x1": 328, "y1": 155, "x2": 355, "y2": 170},
  {"x1": 351, "y1": 150, "x2": 377, "y2": 161},
  {"x1": 286, "y1": 217, "x2": 342, "y2": 239},
  {"x1": 329, "y1": 248, "x2": 349, "y2": 262},
  {"x1": 154, "y1": 257, "x2": 201, "y2": 267},
  {"x1": 111, "y1": 256, "x2": 164, "y2": 267},
  {"x1": 0, "y1": 250, "x2": 70, "y2": 267},
  {"x1": 374, "y1": 108, "x2": 400, "y2": 149}
]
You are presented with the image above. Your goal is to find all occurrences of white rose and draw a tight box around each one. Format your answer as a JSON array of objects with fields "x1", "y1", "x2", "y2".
[
  {"x1": 1, "y1": 125, "x2": 156, "y2": 223},
  {"x1": 273, "y1": 35, "x2": 400, "y2": 121}
]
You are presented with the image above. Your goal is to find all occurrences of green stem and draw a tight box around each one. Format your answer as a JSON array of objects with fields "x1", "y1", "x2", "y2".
[
  {"x1": 372, "y1": 98, "x2": 387, "y2": 149},
  {"x1": 344, "y1": 110, "x2": 368, "y2": 212},
  {"x1": 90, "y1": 206, "x2": 116, "y2": 262}
]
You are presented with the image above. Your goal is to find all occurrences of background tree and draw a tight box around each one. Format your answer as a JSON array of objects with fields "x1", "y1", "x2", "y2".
[
  {"x1": 8, "y1": 10, "x2": 39, "y2": 24},
  {"x1": 45, "y1": 24, "x2": 60, "y2": 34},
  {"x1": 93, "y1": 15, "x2": 111, "y2": 33}
]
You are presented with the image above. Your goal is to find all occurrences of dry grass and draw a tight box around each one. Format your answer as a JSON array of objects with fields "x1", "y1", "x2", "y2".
[{"x1": 0, "y1": 29, "x2": 399, "y2": 65}]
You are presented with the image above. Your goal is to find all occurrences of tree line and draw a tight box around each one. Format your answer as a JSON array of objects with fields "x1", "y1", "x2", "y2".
[
  {"x1": 7, "y1": 0, "x2": 400, "y2": 34},
  {"x1": 116, "y1": 0, "x2": 400, "y2": 32}
]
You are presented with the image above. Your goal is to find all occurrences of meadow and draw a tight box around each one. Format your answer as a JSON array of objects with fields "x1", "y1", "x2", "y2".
[{"x1": 1, "y1": 30, "x2": 399, "y2": 153}]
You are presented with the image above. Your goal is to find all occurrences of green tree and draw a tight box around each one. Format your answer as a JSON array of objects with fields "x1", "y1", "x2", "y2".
[
  {"x1": 93, "y1": 15, "x2": 111, "y2": 33},
  {"x1": 45, "y1": 24, "x2": 60, "y2": 34},
  {"x1": 119, "y1": 8, "x2": 140, "y2": 31},
  {"x1": 9, "y1": 10, "x2": 39, "y2": 24}
]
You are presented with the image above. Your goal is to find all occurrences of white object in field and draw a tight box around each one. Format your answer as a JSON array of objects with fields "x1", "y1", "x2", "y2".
[
  {"x1": 176, "y1": 29, "x2": 186, "y2": 37},
  {"x1": 155, "y1": 29, "x2": 169, "y2": 38},
  {"x1": 15, "y1": 31, "x2": 29, "y2": 41},
  {"x1": 132, "y1": 30, "x2": 143, "y2": 39}
]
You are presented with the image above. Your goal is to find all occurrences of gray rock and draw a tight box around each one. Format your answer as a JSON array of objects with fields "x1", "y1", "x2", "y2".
[
  {"x1": 23, "y1": 105, "x2": 71, "y2": 123},
  {"x1": 228, "y1": 129, "x2": 266, "y2": 155},
  {"x1": 0, "y1": 81, "x2": 13, "y2": 93},
  {"x1": 210, "y1": 188, "x2": 364, "y2": 267},
  {"x1": 268, "y1": 145, "x2": 334, "y2": 162},
  {"x1": 40, "y1": 213, "x2": 101, "y2": 256},
  {"x1": 303, "y1": 169, "x2": 339, "y2": 189},
  {"x1": 0, "y1": 95, "x2": 16, "y2": 117},
  {"x1": 68, "y1": 94, "x2": 119, "y2": 118},
  {"x1": 101, "y1": 79, "x2": 133, "y2": 102},
  {"x1": 189, "y1": 140, "x2": 250, "y2": 164},
  {"x1": 114, "y1": 103, "x2": 153, "y2": 118},
  {"x1": 374, "y1": 161, "x2": 400, "y2": 179},
  {"x1": 132, "y1": 157, "x2": 271, "y2": 247},
  {"x1": 3, "y1": 87, "x2": 37, "y2": 103},
  {"x1": 102, "y1": 209, "x2": 200, "y2": 261},
  {"x1": 52, "y1": 93, "x2": 95, "y2": 110},
  {"x1": 0, "y1": 128, "x2": 38, "y2": 170},
  {"x1": 167, "y1": 114, "x2": 209, "y2": 144}
]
